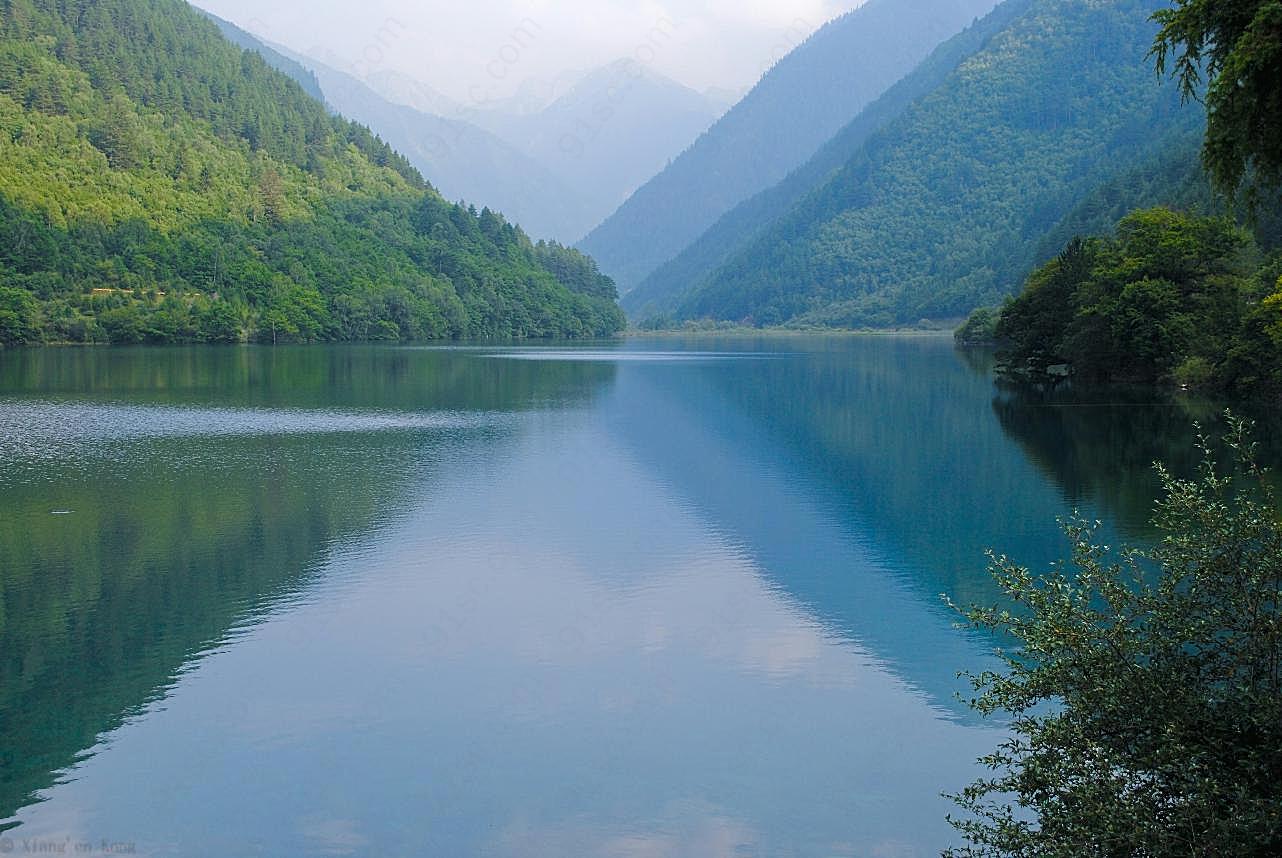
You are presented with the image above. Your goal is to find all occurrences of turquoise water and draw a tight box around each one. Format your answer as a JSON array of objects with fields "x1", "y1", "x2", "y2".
[{"x1": 0, "y1": 337, "x2": 1229, "y2": 856}]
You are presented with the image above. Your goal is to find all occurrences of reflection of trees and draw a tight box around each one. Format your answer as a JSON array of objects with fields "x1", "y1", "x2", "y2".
[
  {"x1": 687, "y1": 337, "x2": 1073, "y2": 607},
  {"x1": 0, "y1": 345, "x2": 617, "y2": 413},
  {"x1": 989, "y1": 381, "x2": 1282, "y2": 539},
  {"x1": 0, "y1": 346, "x2": 617, "y2": 825},
  {"x1": 0, "y1": 432, "x2": 419, "y2": 823},
  {"x1": 954, "y1": 345, "x2": 997, "y2": 378}
]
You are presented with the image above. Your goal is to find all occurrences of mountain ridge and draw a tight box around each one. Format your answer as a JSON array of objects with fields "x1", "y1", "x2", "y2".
[
  {"x1": 576, "y1": 0, "x2": 1003, "y2": 293},
  {"x1": 671, "y1": 0, "x2": 1204, "y2": 328},
  {"x1": 364, "y1": 58, "x2": 727, "y2": 243},
  {"x1": 623, "y1": 0, "x2": 1039, "y2": 321},
  {"x1": 271, "y1": 44, "x2": 592, "y2": 241}
]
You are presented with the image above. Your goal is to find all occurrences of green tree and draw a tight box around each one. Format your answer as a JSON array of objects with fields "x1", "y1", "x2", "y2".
[
  {"x1": 256, "y1": 164, "x2": 285, "y2": 225},
  {"x1": 993, "y1": 208, "x2": 1260, "y2": 388},
  {"x1": 993, "y1": 236, "x2": 1097, "y2": 368},
  {"x1": 86, "y1": 92, "x2": 145, "y2": 169},
  {"x1": 0, "y1": 284, "x2": 41, "y2": 344},
  {"x1": 954, "y1": 306, "x2": 1001, "y2": 345},
  {"x1": 945, "y1": 417, "x2": 1282, "y2": 856},
  {"x1": 1152, "y1": 0, "x2": 1282, "y2": 200}
]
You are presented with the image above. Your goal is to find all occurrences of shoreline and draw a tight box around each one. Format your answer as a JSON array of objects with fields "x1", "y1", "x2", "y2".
[{"x1": 3, "y1": 327, "x2": 963, "y2": 350}]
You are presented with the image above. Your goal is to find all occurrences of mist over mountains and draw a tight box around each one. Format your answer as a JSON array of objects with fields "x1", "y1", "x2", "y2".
[{"x1": 214, "y1": 17, "x2": 729, "y2": 243}]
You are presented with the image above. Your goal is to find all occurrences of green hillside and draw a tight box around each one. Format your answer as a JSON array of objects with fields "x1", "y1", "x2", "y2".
[
  {"x1": 199, "y1": 9, "x2": 326, "y2": 103},
  {"x1": 623, "y1": 0, "x2": 1038, "y2": 322},
  {"x1": 1032, "y1": 131, "x2": 1282, "y2": 262},
  {"x1": 672, "y1": 0, "x2": 1202, "y2": 328},
  {"x1": 0, "y1": 0, "x2": 623, "y2": 345}
]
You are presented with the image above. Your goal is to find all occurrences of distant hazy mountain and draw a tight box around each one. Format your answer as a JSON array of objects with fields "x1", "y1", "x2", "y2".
[
  {"x1": 473, "y1": 61, "x2": 725, "y2": 233},
  {"x1": 273, "y1": 47, "x2": 591, "y2": 241},
  {"x1": 671, "y1": 0, "x2": 1203, "y2": 328},
  {"x1": 701, "y1": 87, "x2": 742, "y2": 113},
  {"x1": 365, "y1": 61, "x2": 726, "y2": 243},
  {"x1": 363, "y1": 69, "x2": 463, "y2": 119},
  {"x1": 624, "y1": 0, "x2": 1038, "y2": 321},
  {"x1": 577, "y1": 0, "x2": 1003, "y2": 292},
  {"x1": 470, "y1": 69, "x2": 590, "y2": 117}
]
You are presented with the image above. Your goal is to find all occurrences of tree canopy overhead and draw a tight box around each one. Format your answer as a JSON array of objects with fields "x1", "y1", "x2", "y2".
[{"x1": 1152, "y1": 0, "x2": 1282, "y2": 201}]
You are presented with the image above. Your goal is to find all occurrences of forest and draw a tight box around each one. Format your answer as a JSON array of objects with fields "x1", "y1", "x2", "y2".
[
  {"x1": 0, "y1": 0, "x2": 624, "y2": 346},
  {"x1": 974, "y1": 208, "x2": 1282, "y2": 394},
  {"x1": 671, "y1": 0, "x2": 1205, "y2": 328},
  {"x1": 623, "y1": 0, "x2": 1038, "y2": 322}
]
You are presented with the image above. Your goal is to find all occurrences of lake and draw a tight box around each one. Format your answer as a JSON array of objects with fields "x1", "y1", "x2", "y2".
[{"x1": 0, "y1": 336, "x2": 1244, "y2": 856}]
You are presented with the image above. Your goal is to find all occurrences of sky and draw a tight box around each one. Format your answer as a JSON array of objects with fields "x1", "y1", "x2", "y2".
[{"x1": 195, "y1": 0, "x2": 865, "y2": 103}]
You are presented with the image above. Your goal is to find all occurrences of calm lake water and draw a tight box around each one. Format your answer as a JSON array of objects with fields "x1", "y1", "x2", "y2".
[{"x1": 0, "y1": 337, "x2": 1249, "y2": 856}]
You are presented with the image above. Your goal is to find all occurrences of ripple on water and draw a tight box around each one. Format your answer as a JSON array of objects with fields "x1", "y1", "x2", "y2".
[
  {"x1": 483, "y1": 350, "x2": 776, "y2": 363},
  {"x1": 0, "y1": 399, "x2": 509, "y2": 464}
]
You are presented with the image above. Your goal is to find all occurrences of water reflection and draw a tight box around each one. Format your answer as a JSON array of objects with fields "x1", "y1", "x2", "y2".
[
  {"x1": 5, "y1": 393, "x2": 996, "y2": 856},
  {"x1": 990, "y1": 380, "x2": 1271, "y2": 538},
  {"x1": 0, "y1": 338, "x2": 1249, "y2": 856},
  {"x1": 0, "y1": 346, "x2": 617, "y2": 827}
]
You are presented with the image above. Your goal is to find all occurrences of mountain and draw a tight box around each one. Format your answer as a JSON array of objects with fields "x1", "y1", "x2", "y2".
[
  {"x1": 669, "y1": 0, "x2": 1203, "y2": 328},
  {"x1": 368, "y1": 68, "x2": 587, "y2": 119},
  {"x1": 576, "y1": 0, "x2": 1003, "y2": 292},
  {"x1": 363, "y1": 68, "x2": 463, "y2": 118},
  {"x1": 275, "y1": 47, "x2": 592, "y2": 241},
  {"x1": 365, "y1": 61, "x2": 727, "y2": 243},
  {"x1": 624, "y1": 0, "x2": 1038, "y2": 321},
  {"x1": 701, "y1": 86, "x2": 742, "y2": 113},
  {"x1": 465, "y1": 60, "x2": 726, "y2": 238},
  {"x1": 0, "y1": 0, "x2": 624, "y2": 345}
]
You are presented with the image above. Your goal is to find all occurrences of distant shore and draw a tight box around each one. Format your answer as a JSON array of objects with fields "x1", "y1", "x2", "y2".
[{"x1": 624, "y1": 325, "x2": 961, "y2": 338}]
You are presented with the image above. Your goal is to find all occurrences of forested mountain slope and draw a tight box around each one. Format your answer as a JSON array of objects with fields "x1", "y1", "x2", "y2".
[
  {"x1": 0, "y1": 0, "x2": 623, "y2": 344},
  {"x1": 624, "y1": 0, "x2": 1037, "y2": 321},
  {"x1": 576, "y1": 0, "x2": 1001, "y2": 293},
  {"x1": 199, "y1": 9, "x2": 324, "y2": 103},
  {"x1": 675, "y1": 0, "x2": 1202, "y2": 328},
  {"x1": 1032, "y1": 132, "x2": 1282, "y2": 263}
]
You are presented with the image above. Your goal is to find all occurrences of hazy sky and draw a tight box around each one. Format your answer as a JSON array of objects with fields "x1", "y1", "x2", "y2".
[{"x1": 195, "y1": 0, "x2": 865, "y2": 102}]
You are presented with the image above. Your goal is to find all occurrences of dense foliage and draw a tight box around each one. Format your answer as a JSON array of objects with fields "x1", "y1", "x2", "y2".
[
  {"x1": 199, "y1": 9, "x2": 325, "y2": 103},
  {"x1": 0, "y1": 0, "x2": 624, "y2": 345},
  {"x1": 987, "y1": 207, "x2": 1282, "y2": 395},
  {"x1": 577, "y1": 0, "x2": 1000, "y2": 292},
  {"x1": 1153, "y1": 0, "x2": 1282, "y2": 201},
  {"x1": 669, "y1": 0, "x2": 1202, "y2": 329},
  {"x1": 1032, "y1": 130, "x2": 1282, "y2": 266},
  {"x1": 953, "y1": 306, "x2": 1000, "y2": 345},
  {"x1": 946, "y1": 419, "x2": 1282, "y2": 856}
]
